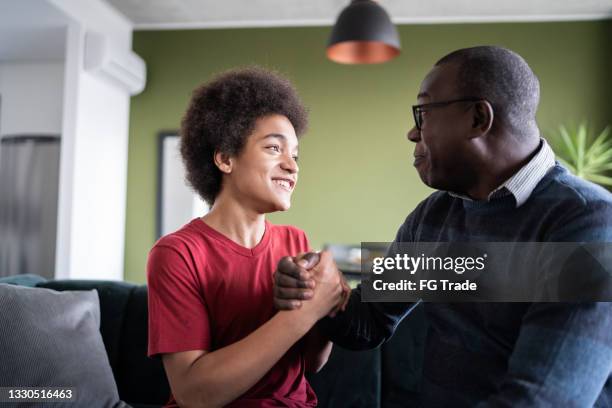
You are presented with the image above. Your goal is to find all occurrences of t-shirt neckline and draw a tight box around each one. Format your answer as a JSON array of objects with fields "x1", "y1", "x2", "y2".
[{"x1": 192, "y1": 218, "x2": 271, "y2": 257}]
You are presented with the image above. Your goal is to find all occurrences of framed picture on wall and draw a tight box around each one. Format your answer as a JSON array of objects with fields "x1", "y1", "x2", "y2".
[{"x1": 157, "y1": 131, "x2": 208, "y2": 238}]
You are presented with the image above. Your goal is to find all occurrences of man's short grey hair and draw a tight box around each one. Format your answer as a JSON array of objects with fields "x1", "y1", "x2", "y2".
[{"x1": 436, "y1": 46, "x2": 540, "y2": 137}]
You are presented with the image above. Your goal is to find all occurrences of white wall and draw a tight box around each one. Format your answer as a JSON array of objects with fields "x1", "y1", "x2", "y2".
[
  {"x1": 60, "y1": 66, "x2": 130, "y2": 280},
  {"x1": 0, "y1": 62, "x2": 64, "y2": 137},
  {"x1": 52, "y1": 0, "x2": 139, "y2": 280}
]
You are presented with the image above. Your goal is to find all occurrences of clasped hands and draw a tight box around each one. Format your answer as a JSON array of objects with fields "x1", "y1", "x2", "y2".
[{"x1": 273, "y1": 251, "x2": 351, "y2": 322}]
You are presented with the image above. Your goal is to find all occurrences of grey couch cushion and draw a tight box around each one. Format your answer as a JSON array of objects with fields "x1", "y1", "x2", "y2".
[{"x1": 0, "y1": 283, "x2": 127, "y2": 408}]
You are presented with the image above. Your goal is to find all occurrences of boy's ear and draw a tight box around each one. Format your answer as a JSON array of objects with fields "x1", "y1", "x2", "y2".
[{"x1": 214, "y1": 150, "x2": 233, "y2": 174}]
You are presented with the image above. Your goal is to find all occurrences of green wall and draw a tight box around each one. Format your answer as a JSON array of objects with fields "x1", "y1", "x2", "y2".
[{"x1": 124, "y1": 21, "x2": 612, "y2": 283}]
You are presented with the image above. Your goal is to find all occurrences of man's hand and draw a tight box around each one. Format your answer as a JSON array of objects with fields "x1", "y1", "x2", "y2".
[{"x1": 273, "y1": 250, "x2": 351, "y2": 316}]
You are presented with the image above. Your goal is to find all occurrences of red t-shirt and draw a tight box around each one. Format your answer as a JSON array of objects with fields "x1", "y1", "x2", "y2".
[{"x1": 147, "y1": 218, "x2": 317, "y2": 407}]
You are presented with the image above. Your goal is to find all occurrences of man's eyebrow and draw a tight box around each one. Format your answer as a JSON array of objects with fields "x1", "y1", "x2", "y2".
[{"x1": 417, "y1": 92, "x2": 430, "y2": 99}]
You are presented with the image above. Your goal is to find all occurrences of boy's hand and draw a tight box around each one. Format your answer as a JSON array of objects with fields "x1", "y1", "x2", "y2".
[{"x1": 274, "y1": 251, "x2": 351, "y2": 317}]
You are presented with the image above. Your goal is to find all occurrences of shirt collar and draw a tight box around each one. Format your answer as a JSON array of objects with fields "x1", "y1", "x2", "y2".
[{"x1": 448, "y1": 138, "x2": 556, "y2": 208}]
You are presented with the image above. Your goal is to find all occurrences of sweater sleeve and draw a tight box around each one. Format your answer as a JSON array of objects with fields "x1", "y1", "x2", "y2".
[{"x1": 319, "y1": 213, "x2": 421, "y2": 350}]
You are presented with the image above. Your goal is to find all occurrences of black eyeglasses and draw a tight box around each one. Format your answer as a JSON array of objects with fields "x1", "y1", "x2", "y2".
[{"x1": 412, "y1": 97, "x2": 484, "y2": 131}]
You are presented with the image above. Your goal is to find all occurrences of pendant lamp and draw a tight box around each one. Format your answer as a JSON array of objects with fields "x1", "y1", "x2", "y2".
[{"x1": 327, "y1": 0, "x2": 401, "y2": 64}]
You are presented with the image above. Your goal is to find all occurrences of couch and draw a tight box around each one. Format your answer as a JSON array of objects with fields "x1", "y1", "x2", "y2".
[{"x1": 0, "y1": 274, "x2": 427, "y2": 408}]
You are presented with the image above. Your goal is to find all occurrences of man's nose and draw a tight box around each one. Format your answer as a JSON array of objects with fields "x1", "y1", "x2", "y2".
[{"x1": 407, "y1": 126, "x2": 420, "y2": 143}]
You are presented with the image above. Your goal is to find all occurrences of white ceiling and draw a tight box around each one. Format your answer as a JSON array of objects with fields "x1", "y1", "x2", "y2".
[
  {"x1": 0, "y1": 1, "x2": 69, "y2": 62},
  {"x1": 104, "y1": 0, "x2": 612, "y2": 30},
  {"x1": 1, "y1": 0, "x2": 609, "y2": 61}
]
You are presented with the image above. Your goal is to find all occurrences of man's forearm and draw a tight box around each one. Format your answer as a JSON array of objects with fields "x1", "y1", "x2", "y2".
[
  {"x1": 303, "y1": 326, "x2": 333, "y2": 373},
  {"x1": 321, "y1": 286, "x2": 418, "y2": 350},
  {"x1": 178, "y1": 310, "x2": 316, "y2": 408}
]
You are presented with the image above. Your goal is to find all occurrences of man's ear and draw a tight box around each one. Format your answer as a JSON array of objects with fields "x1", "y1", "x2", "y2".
[
  {"x1": 214, "y1": 150, "x2": 233, "y2": 174},
  {"x1": 471, "y1": 100, "x2": 494, "y2": 135}
]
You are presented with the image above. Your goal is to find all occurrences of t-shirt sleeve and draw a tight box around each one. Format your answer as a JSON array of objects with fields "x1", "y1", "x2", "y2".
[
  {"x1": 300, "y1": 230, "x2": 312, "y2": 253},
  {"x1": 283, "y1": 225, "x2": 311, "y2": 255},
  {"x1": 147, "y1": 244, "x2": 211, "y2": 357}
]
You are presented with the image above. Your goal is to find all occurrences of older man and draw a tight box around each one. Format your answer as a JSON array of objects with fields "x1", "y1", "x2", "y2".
[{"x1": 274, "y1": 46, "x2": 612, "y2": 406}]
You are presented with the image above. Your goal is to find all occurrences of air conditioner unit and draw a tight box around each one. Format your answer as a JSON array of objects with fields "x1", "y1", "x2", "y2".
[{"x1": 84, "y1": 31, "x2": 146, "y2": 95}]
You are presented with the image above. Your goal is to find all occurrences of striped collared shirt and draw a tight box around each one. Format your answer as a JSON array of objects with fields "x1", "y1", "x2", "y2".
[{"x1": 449, "y1": 138, "x2": 556, "y2": 207}]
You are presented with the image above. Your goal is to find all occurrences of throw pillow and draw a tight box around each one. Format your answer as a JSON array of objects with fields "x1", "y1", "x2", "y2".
[{"x1": 0, "y1": 283, "x2": 129, "y2": 407}]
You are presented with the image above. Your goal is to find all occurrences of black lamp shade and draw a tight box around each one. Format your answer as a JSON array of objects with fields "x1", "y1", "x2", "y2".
[{"x1": 327, "y1": 0, "x2": 401, "y2": 64}]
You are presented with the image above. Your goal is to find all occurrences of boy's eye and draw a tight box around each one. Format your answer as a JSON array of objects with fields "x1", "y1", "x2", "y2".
[
  {"x1": 292, "y1": 156, "x2": 299, "y2": 162},
  {"x1": 267, "y1": 145, "x2": 281, "y2": 152}
]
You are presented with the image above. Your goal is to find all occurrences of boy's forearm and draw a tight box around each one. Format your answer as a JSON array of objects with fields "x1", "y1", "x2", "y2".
[{"x1": 180, "y1": 310, "x2": 316, "y2": 407}]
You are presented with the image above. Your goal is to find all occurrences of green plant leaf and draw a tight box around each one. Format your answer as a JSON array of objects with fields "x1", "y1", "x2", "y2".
[
  {"x1": 575, "y1": 122, "x2": 587, "y2": 174},
  {"x1": 587, "y1": 174, "x2": 612, "y2": 186},
  {"x1": 585, "y1": 126, "x2": 610, "y2": 161},
  {"x1": 553, "y1": 123, "x2": 612, "y2": 189},
  {"x1": 586, "y1": 162, "x2": 612, "y2": 173},
  {"x1": 586, "y1": 141, "x2": 612, "y2": 165},
  {"x1": 584, "y1": 148, "x2": 612, "y2": 169},
  {"x1": 558, "y1": 125, "x2": 578, "y2": 163}
]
